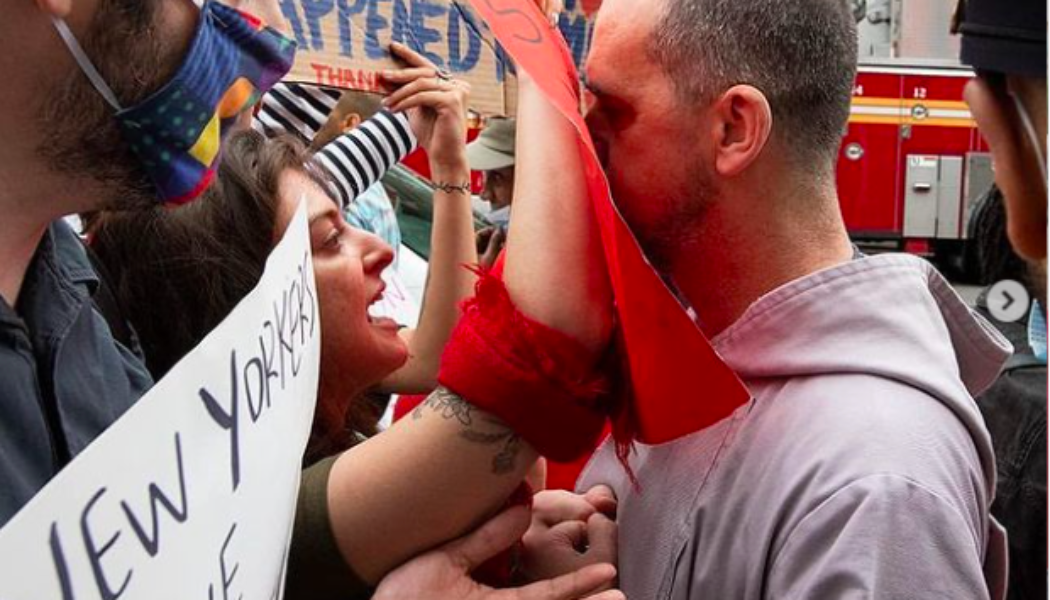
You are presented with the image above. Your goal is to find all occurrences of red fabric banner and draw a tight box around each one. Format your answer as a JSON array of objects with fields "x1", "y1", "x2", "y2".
[{"x1": 469, "y1": 0, "x2": 750, "y2": 444}]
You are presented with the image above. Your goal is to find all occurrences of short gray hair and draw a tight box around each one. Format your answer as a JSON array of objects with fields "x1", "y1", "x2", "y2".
[{"x1": 649, "y1": 0, "x2": 857, "y2": 166}]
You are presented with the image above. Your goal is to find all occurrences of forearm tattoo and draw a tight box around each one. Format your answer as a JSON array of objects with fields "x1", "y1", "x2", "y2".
[
  {"x1": 433, "y1": 181, "x2": 472, "y2": 195},
  {"x1": 414, "y1": 386, "x2": 476, "y2": 426},
  {"x1": 413, "y1": 387, "x2": 523, "y2": 475}
]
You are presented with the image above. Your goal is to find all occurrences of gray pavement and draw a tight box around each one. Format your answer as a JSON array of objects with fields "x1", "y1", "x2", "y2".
[{"x1": 952, "y1": 283, "x2": 982, "y2": 307}]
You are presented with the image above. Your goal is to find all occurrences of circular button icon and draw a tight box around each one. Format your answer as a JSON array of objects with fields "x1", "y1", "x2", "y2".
[{"x1": 987, "y1": 279, "x2": 1030, "y2": 323}]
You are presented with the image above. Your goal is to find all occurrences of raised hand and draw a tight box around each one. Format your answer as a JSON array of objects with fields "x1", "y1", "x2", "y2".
[
  {"x1": 476, "y1": 226, "x2": 507, "y2": 270},
  {"x1": 380, "y1": 43, "x2": 471, "y2": 172}
]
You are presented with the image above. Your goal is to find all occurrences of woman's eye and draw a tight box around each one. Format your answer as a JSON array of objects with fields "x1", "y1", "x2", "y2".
[{"x1": 323, "y1": 227, "x2": 343, "y2": 249}]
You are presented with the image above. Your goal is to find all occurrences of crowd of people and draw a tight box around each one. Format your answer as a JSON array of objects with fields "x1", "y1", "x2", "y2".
[{"x1": 0, "y1": 0, "x2": 1044, "y2": 598}]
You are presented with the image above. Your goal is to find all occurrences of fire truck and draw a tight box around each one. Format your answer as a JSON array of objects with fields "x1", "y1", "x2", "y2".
[{"x1": 837, "y1": 0, "x2": 993, "y2": 275}]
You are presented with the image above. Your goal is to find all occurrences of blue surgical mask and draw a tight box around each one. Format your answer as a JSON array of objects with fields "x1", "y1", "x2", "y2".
[
  {"x1": 1029, "y1": 301, "x2": 1047, "y2": 363},
  {"x1": 52, "y1": 1, "x2": 296, "y2": 205}
]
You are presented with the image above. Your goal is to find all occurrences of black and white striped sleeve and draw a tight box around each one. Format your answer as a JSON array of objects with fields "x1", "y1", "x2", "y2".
[
  {"x1": 315, "y1": 110, "x2": 417, "y2": 209},
  {"x1": 253, "y1": 82, "x2": 340, "y2": 143}
]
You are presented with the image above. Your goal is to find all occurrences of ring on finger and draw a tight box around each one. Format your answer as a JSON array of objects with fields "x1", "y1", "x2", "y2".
[{"x1": 436, "y1": 68, "x2": 453, "y2": 82}]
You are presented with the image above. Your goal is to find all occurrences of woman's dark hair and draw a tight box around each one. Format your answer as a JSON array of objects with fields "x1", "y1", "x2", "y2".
[{"x1": 92, "y1": 130, "x2": 370, "y2": 463}]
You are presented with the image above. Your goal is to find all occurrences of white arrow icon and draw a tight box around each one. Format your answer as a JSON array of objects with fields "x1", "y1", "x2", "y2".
[{"x1": 988, "y1": 279, "x2": 1030, "y2": 323}]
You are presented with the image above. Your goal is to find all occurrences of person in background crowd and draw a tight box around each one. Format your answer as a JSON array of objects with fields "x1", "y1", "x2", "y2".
[
  {"x1": 954, "y1": 1, "x2": 1048, "y2": 597},
  {"x1": 0, "y1": 0, "x2": 621, "y2": 597},
  {"x1": 956, "y1": 0, "x2": 1047, "y2": 277},
  {"x1": 468, "y1": 117, "x2": 517, "y2": 268},
  {"x1": 312, "y1": 89, "x2": 383, "y2": 147},
  {"x1": 969, "y1": 186, "x2": 1046, "y2": 600},
  {"x1": 536, "y1": 0, "x2": 1012, "y2": 597}
]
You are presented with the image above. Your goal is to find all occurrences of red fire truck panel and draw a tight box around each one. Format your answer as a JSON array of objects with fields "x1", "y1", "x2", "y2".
[{"x1": 836, "y1": 65, "x2": 990, "y2": 246}]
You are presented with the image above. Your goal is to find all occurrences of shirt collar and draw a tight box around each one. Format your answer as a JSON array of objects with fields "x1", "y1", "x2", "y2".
[
  {"x1": 50, "y1": 219, "x2": 99, "y2": 291},
  {"x1": 1, "y1": 220, "x2": 99, "y2": 334}
]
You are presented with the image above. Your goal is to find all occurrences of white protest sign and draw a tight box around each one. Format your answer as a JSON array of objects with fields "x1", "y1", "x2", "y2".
[{"x1": 0, "y1": 200, "x2": 320, "y2": 600}]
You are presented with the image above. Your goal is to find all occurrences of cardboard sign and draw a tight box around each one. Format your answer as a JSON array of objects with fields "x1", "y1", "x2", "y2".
[
  {"x1": 278, "y1": 0, "x2": 597, "y2": 115},
  {"x1": 469, "y1": 0, "x2": 751, "y2": 443},
  {"x1": 0, "y1": 201, "x2": 320, "y2": 599}
]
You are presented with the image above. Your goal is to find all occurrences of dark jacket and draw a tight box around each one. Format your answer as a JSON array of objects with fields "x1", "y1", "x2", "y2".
[
  {"x1": 975, "y1": 297, "x2": 1047, "y2": 600},
  {"x1": 0, "y1": 220, "x2": 152, "y2": 528}
]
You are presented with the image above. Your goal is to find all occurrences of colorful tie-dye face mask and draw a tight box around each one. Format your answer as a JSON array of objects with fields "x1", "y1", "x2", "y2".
[{"x1": 52, "y1": 1, "x2": 296, "y2": 205}]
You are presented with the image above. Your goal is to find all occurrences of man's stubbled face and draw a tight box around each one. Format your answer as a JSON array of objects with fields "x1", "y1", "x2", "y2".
[
  {"x1": 584, "y1": 0, "x2": 717, "y2": 273},
  {"x1": 36, "y1": 0, "x2": 173, "y2": 211},
  {"x1": 481, "y1": 166, "x2": 515, "y2": 211}
]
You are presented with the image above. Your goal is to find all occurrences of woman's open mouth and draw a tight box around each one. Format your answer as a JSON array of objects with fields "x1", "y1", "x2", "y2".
[{"x1": 366, "y1": 284, "x2": 399, "y2": 332}]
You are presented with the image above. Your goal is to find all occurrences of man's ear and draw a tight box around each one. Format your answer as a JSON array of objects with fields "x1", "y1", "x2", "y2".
[
  {"x1": 341, "y1": 113, "x2": 363, "y2": 134},
  {"x1": 35, "y1": 0, "x2": 73, "y2": 18},
  {"x1": 708, "y1": 85, "x2": 773, "y2": 178}
]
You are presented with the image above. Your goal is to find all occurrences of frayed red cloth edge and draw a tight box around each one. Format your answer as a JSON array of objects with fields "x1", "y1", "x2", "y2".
[{"x1": 438, "y1": 267, "x2": 610, "y2": 463}]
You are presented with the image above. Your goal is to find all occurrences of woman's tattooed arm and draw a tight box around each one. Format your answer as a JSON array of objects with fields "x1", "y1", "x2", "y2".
[{"x1": 412, "y1": 387, "x2": 523, "y2": 475}]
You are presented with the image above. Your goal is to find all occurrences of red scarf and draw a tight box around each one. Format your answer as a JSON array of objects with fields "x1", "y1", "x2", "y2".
[{"x1": 462, "y1": 0, "x2": 751, "y2": 452}]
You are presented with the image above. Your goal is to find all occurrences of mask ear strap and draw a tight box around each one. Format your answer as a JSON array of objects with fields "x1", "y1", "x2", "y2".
[
  {"x1": 1011, "y1": 91, "x2": 1049, "y2": 189},
  {"x1": 50, "y1": 17, "x2": 123, "y2": 111}
]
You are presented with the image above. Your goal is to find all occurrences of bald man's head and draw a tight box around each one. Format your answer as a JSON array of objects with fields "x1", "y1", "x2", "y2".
[{"x1": 312, "y1": 90, "x2": 384, "y2": 149}]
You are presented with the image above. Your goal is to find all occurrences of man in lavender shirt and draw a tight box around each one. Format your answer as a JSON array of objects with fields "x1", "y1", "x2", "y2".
[{"x1": 574, "y1": 0, "x2": 1011, "y2": 597}]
